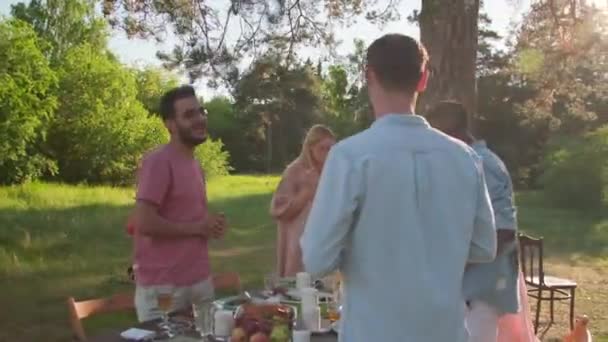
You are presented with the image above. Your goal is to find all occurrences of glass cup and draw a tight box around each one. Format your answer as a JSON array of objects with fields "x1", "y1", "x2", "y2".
[
  {"x1": 193, "y1": 300, "x2": 216, "y2": 340},
  {"x1": 264, "y1": 273, "x2": 278, "y2": 294},
  {"x1": 155, "y1": 286, "x2": 174, "y2": 332},
  {"x1": 326, "y1": 301, "x2": 341, "y2": 323}
]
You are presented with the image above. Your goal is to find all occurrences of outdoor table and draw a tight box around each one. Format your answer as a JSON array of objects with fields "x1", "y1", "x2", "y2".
[{"x1": 89, "y1": 311, "x2": 338, "y2": 342}]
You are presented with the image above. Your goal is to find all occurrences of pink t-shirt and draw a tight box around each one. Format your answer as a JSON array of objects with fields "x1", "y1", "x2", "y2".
[{"x1": 133, "y1": 144, "x2": 210, "y2": 286}]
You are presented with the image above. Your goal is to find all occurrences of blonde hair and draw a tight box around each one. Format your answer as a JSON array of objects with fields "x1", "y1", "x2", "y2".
[{"x1": 299, "y1": 124, "x2": 335, "y2": 169}]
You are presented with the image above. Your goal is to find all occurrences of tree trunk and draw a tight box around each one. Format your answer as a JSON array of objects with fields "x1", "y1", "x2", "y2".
[{"x1": 418, "y1": 0, "x2": 480, "y2": 118}]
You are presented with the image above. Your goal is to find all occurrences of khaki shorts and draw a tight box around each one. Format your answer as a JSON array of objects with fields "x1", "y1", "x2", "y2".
[{"x1": 135, "y1": 278, "x2": 214, "y2": 322}]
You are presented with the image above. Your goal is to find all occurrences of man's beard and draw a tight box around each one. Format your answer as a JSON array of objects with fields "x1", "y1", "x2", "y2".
[{"x1": 177, "y1": 125, "x2": 207, "y2": 147}]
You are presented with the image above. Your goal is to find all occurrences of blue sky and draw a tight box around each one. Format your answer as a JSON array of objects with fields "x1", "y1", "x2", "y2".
[{"x1": 0, "y1": 0, "x2": 533, "y2": 96}]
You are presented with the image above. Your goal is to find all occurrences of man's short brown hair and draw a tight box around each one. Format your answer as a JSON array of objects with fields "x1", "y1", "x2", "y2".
[{"x1": 366, "y1": 34, "x2": 429, "y2": 92}]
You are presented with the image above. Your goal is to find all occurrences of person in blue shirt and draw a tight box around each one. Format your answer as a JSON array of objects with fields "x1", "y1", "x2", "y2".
[
  {"x1": 427, "y1": 100, "x2": 519, "y2": 342},
  {"x1": 300, "y1": 34, "x2": 496, "y2": 342}
]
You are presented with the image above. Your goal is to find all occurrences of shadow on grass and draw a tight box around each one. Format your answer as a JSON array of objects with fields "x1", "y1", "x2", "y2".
[
  {"x1": 0, "y1": 192, "x2": 277, "y2": 342},
  {"x1": 517, "y1": 192, "x2": 608, "y2": 259}
]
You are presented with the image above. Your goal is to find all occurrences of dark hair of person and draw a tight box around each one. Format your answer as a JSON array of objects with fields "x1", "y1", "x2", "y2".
[
  {"x1": 366, "y1": 34, "x2": 429, "y2": 92},
  {"x1": 159, "y1": 85, "x2": 197, "y2": 121}
]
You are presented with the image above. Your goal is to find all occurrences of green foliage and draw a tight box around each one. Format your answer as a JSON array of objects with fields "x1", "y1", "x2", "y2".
[
  {"x1": 205, "y1": 96, "x2": 250, "y2": 172},
  {"x1": 0, "y1": 0, "x2": 233, "y2": 185},
  {"x1": 206, "y1": 96, "x2": 237, "y2": 135},
  {"x1": 474, "y1": 2, "x2": 608, "y2": 187},
  {"x1": 540, "y1": 126, "x2": 608, "y2": 210},
  {"x1": 195, "y1": 139, "x2": 232, "y2": 178},
  {"x1": 0, "y1": 19, "x2": 58, "y2": 184},
  {"x1": 134, "y1": 67, "x2": 180, "y2": 116},
  {"x1": 234, "y1": 55, "x2": 324, "y2": 172},
  {"x1": 102, "y1": 0, "x2": 401, "y2": 86},
  {"x1": 512, "y1": 2, "x2": 608, "y2": 135},
  {"x1": 11, "y1": 0, "x2": 108, "y2": 65},
  {"x1": 320, "y1": 64, "x2": 371, "y2": 139},
  {"x1": 515, "y1": 48, "x2": 545, "y2": 76},
  {"x1": 47, "y1": 44, "x2": 164, "y2": 185}
]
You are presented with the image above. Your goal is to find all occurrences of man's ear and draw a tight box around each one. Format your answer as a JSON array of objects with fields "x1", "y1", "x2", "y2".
[{"x1": 416, "y1": 68, "x2": 429, "y2": 93}]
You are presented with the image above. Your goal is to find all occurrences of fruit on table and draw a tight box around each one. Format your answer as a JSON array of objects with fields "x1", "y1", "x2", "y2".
[
  {"x1": 258, "y1": 320, "x2": 272, "y2": 335},
  {"x1": 234, "y1": 304, "x2": 294, "y2": 342},
  {"x1": 250, "y1": 332, "x2": 270, "y2": 342},
  {"x1": 231, "y1": 327, "x2": 247, "y2": 342},
  {"x1": 270, "y1": 324, "x2": 290, "y2": 342},
  {"x1": 241, "y1": 319, "x2": 261, "y2": 336}
]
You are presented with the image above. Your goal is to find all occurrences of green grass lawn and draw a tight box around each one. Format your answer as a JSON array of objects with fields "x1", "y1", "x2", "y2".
[{"x1": 0, "y1": 176, "x2": 606, "y2": 341}]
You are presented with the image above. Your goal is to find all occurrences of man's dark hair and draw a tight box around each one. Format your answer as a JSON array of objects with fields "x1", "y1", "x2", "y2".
[
  {"x1": 366, "y1": 34, "x2": 429, "y2": 92},
  {"x1": 426, "y1": 100, "x2": 470, "y2": 134},
  {"x1": 159, "y1": 85, "x2": 197, "y2": 121}
]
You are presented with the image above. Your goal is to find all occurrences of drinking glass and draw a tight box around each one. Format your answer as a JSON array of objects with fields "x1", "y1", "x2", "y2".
[
  {"x1": 326, "y1": 301, "x2": 341, "y2": 323},
  {"x1": 155, "y1": 286, "x2": 174, "y2": 332},
  {"x1": 264, "y1": 273, "x2": 278, "y2": 294},
  {"x1": 193, "y1": 300, "x2": 216, "y2": 341},
  {"x1": 328, "y1": 277, "x2": 342, "y2": 323}
]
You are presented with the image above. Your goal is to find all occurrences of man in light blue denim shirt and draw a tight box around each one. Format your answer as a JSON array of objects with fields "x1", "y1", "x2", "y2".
[
  {"x1": 427, "y1": 101, "x2": 519, "y2": 342},
  {"x1": 300, "y1": 34, "x2": 496, "y2": 342}
]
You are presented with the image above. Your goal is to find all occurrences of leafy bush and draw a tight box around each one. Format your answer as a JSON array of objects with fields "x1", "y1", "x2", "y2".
[
  {"x1": 195, "y1": 139, "x2": 232, "y2": 178},
  {"x1": 47, "y1": 44, "x2": 165, "y2": 185},
  {"x1": 205, "y1": 96, "x2": 254, "y2": 172},
  {"x1": 139, "y1": 127, "x2": 232, "y2": 180},
  {"x1": 134, "y1": 67, "x2": 180, "y2": 116},
  {"x1": 0, "y1": 19, "x2": 58, "y2": 184},
  {"x1": 540, "y1": 125, "x2": 608, "y2": 210}
]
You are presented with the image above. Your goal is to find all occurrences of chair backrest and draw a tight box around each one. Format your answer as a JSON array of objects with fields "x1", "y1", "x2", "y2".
[
  {"x1": 67, "y1": 292, "x2": 134, "y2": 342},
  {"x1": 212, "y1": 272, "x2": 242, "y2": 294},
  {"x1": 518, "y1": 233, "x2": 545, "y2": 286}
]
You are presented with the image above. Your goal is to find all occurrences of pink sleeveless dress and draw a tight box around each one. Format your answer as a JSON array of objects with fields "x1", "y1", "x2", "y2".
[
  {"x1": 270, "y1": 158, "x2": 320, "y2": 277},
  {"x1": 497, "y1": 270, "x2": 540, "y2": 342}
]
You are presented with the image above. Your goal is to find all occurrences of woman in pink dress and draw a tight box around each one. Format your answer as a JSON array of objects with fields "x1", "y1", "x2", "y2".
[
  {"x1": 497, "y1": 270, "x2": 541, "y2": 342},
  {"x1": 270, "y1": 125, "x2": 336, "y2": 277}
]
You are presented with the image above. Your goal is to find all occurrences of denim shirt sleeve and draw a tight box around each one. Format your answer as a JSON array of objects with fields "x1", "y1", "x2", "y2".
[
  {"x1": 468, "y1": 152, "x2": 497, "y2": 263},
  {"x1": 300, "y1": 146, "x2": 362, "y2": 278},
  {"x1": 481, "y1": 154, "x2": 517, "y2": 231}
]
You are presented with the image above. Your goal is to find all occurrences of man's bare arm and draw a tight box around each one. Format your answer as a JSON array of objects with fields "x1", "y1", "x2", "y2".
[{"x1": 134, "y1": 200, "x2": 215, "y2": 238}]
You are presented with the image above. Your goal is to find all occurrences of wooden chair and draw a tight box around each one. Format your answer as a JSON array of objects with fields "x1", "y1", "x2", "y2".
[
  {"x1": 518, "y1": 233, "x2": 577, "y2": 336},
  {"x1": 67, "y1": 272, "x2": 241, "y2": 341},
  {"x1": 67, "y1": 292, "x2": 135, "y2": 341}
]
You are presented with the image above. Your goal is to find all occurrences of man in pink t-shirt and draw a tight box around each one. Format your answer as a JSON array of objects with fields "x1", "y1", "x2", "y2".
[{"x1": 132, "y1": 85, "x2": 227, "y2": 322}]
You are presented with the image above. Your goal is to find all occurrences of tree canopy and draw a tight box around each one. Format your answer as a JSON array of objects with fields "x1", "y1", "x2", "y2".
[
  {"x1": 102, "y1": 0, "x2": 403, "y2": 86},
  {"x1": 0, "y1": 19, "x2": 58, "y2": 184}
]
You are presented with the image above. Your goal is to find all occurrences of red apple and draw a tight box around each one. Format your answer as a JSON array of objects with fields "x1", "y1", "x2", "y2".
[
  {"x1": 231, "y1": 328, "x2": 247, "y2": 342},
  {"x1": 249, "y1": 332, "x2": 269, "y2": 342},
  {"x1": 258, "y1": 320, "x2": 272, "y2": 335},
  {"x1": 242, "y1": 319, "x2": 259, "y2": 336}
]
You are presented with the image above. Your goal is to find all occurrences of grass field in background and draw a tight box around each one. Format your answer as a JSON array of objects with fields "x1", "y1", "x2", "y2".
[{"x1": 0, "y1": 175, "x2": 606, "y2": 341}]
